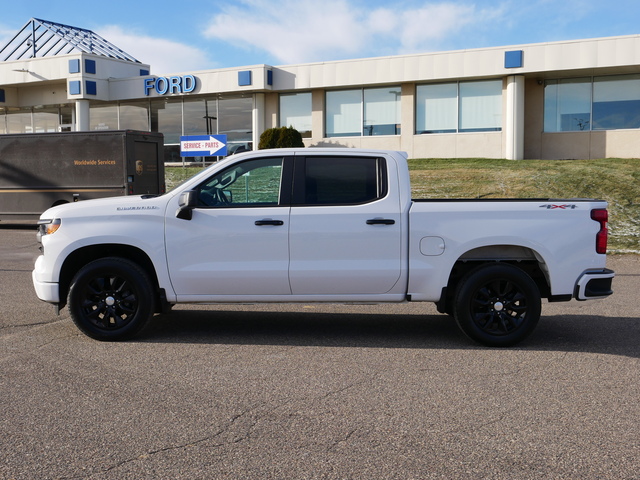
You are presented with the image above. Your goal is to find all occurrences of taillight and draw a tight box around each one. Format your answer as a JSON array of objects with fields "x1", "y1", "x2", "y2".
[{"x1": 591, "y1": 209, "x2": 608, "y2": 254}]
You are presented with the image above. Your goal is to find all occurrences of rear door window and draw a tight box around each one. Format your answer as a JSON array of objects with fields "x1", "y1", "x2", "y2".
[{"x1": 293, "y1": 156, "x2": 387, "y2": 206}]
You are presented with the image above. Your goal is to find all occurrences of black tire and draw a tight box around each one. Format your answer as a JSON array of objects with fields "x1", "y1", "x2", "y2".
[
  {"x1": 67, "y1": 257, "x2": 155, "y2": 341},
  {"x1": 453, "y1": 263, "x2": 541, "y2": 347}
]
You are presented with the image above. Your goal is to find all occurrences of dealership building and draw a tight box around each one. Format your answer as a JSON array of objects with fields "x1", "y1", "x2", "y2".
[{"x1": 2, "y1": 18, "x2": 640, "y2": 161}]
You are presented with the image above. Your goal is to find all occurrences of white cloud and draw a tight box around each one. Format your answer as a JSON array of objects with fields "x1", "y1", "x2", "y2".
[
  {"x1": 203, "y1": 0, "x2": 509, "y2": 64},
  {"x1": 204, "y1": 0, "x2": 369, "y2": 64},
  {"x1": 399, "y1": 2, "x2": 509, "y2": 52},
  {"x1": 96, "y1": 25, "x2": 214, "y2": 74},
  {"x1": 398, "y1": 4, "x2": 476, "y2": 51}
]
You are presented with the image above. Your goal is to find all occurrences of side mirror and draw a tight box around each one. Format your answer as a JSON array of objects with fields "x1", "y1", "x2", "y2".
[{"x1": 176, "y1": 190, "x2": 197, "y2": 220}]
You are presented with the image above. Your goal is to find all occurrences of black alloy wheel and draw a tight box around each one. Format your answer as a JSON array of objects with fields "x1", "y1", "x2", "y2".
[
  {"x1": 68, "y1": 257, "x2": 155, "y2": 341},
  {"x1": 453, "y1": 263, "x2": 541, "y2": 347}
]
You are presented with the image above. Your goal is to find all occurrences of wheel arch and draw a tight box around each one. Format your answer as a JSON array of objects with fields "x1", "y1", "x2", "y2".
[
  {"x1": 436, "y1": 244, "x2": 551, "y2": 314},
  {"x1": 58, "y1": 244, "x2": 161, "y2": 311}
]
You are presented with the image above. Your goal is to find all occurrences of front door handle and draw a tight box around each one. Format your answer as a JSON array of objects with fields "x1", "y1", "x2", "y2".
[
  {"x1": 366, "y1": 218, "x2": 395, "y2": 225},
  {"x1": 255, "y1": 219, "x2": 284, "y2": 226}
]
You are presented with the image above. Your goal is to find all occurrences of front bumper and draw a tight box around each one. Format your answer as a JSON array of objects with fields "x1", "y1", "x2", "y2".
[
  {"x1": 575, "y1": 268, "x2": 615, "y2": 300},
  {"x1": 32, "y1": 255, "x2": 60, "y2": 303}
]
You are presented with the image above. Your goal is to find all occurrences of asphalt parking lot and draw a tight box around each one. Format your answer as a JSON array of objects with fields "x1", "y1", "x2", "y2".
[{"x1": 1, "y1": 224, "x2": 638, "y2": 479}]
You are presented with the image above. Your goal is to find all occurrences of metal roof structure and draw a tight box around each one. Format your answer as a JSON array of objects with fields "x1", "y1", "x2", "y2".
[{"x1": 0, "y1": 18, "x2": 140, "y2": 63}]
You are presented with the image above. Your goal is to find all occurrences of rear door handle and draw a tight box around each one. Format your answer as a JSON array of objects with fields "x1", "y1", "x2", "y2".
[
  {"x1": 255, "y1": 219, "x2": 284, "y2": 226},
  {"x1": 366, "y1": 218, "x2": 395, "y2": 225}
]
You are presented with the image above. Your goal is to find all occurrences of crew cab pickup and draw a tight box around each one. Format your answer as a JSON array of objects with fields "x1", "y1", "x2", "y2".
[{"x1": 32, "y1": 148, "x2": 614, "y2": 346}]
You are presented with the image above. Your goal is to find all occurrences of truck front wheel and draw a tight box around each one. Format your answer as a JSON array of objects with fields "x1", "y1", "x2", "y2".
[
  {"x1": 453, "y1": 263, "x2": 541, "y2": 347},
  {"x1": 68, "y1": 257, "x2": 155, "y2": 341}
]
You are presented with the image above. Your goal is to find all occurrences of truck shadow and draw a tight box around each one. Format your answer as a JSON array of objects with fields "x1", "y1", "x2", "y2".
[{"x1": 142, "y1": 308, "x2": 640, "y2": 358}]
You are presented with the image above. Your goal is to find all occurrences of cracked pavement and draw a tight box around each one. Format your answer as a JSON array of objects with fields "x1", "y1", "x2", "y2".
[{"x1": 1, "y1": 225, "x2": 639, "y2": 479}]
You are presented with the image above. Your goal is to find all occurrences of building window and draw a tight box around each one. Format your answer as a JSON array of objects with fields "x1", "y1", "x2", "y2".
[
  {"x1": 150, "y1": 98, "x2": 183, "y2": 144},
  {"x1": 182, "y1": 95, "x2": 253, "y2": 153},
  {"x1": 1, "y1": 106, "x2": 72, "y2": 133},
  {"x1": 544, "y1": 78, "x2": 591, "y2": 132},
  {"x1": 459, "y1": 80, "x2": 502, "y2": 132},
  {"x1": 280, "y1": 92, "x2": 312, "y2": 138},
  {"x1": 326, "y1": 89, "x2": 361, "y2": 137},
  {"x1": 593, "y1": 74, "x2": 640, "y2": 130},
  {"x1": 183, "y1": 96, "x2": 218, "y2": 136},
  {"x1": 5, "y1": 108, "x2": 33, "y2": 133},
  {"x1": 88, "y1": 100, "x2": 149, "y2": 131},
  {"x1": 416, "y1": 80, "x2": 502, "y2": 134},
  {"x1": 59, "y1": 107, "x2": 73, "y2": 131},
  {"x1": 218, "y1": 95, "x2": 253, "y2": 153},
  {"x1": 33, "y1": 108, "x2": 61, "y2": 133},
  {"x1": 2, "y1": 107, "x2": 68, "y2": 133},
  {"x1": 90, "y1": 103, "x2": 118, "y2": 131},
  {"x1": 119, "y1": 100, "x2": 150, "y2": 131},
  {"x1": 416, "y1": 83, "x2": 457, "y2": 133},
  {"x1": 326, "y1": 87, "x2": 401, "y2": 138},
  {"x1": 364, "y1": 87, "x2": 401, "y2": 136},
  {"x1": 84, "y1": 95, "x2": 253, "y2": 154},
  {"x1": 545, "y1": 75, "x2": 640, "y2": 132},
  {"x1": 139, "y1": 95, "x2": 253, "y2": 155}
]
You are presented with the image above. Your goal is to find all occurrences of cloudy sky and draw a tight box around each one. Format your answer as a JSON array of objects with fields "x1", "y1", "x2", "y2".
[{"x1": 2, "y1": 0, "x2": 639, "y2": 74}]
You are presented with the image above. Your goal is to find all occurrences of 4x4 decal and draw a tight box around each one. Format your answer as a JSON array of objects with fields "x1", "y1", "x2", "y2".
[{"x1": 539, "y1": 204, "x2": 578, "y2": 209}]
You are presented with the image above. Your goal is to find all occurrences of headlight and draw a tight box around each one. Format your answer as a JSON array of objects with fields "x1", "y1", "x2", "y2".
[{"x1": 37, "y1": 218, "x2": 61, "y2": 243}]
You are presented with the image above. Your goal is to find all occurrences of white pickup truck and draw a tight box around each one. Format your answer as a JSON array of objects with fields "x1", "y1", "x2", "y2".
[{"x1": 33, "y1": 148, "x2": 614, "y2": 346}]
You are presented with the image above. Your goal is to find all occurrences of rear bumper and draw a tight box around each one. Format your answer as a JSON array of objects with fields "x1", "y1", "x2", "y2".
[{"x1": 575, "y1": 268, "x2": 615, "y2": 300}]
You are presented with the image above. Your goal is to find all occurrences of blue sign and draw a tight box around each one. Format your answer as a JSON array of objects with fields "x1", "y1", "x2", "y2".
[
  {"x1": 180, "y1": 135, "x2": 228, "y2": 157},
  {"x1": 145, "y1": 75, "x2": 197, "y2": 96}
]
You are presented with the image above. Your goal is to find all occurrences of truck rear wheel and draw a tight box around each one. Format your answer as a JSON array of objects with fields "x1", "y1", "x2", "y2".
[
  {"x1": 68, "y1": 257, "x2": 155, "y2": 341},
  {"x1": 453, "y1": 263, "x2": 541, "y2": 347}
]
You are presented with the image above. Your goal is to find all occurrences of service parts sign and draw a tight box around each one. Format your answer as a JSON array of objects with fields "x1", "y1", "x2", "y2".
[{"x1": 180, "y1": 135, "x2": 228, "y2": 157}]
